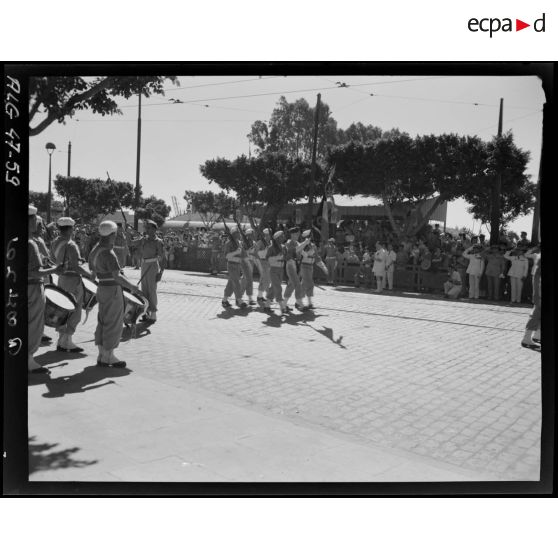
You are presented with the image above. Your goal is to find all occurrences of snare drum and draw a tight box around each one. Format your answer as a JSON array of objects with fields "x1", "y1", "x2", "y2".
[
  {"x1": 122, "y1": 287, "x2": 148, "y2": 325},
  {"x1": 81, "y1": 277, "x2": 98, "y2": 311},
  {"x1": 44, "y1": 285, "x2": 77, "y2": 328}
]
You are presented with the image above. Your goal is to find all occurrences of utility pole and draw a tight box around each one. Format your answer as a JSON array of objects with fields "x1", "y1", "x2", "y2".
[
  {"x1": 490, "y1": 98, "x2": 503, "y2": 245},
  {"x1": 65, "y1": 140, "x2": 72, "y2": 216},
  {"x1": 307, "y1": 93, "x2": 321, "y2": 226},
  {"x1": 134, "y1": 88, "x2": 142, "y2": 229}
]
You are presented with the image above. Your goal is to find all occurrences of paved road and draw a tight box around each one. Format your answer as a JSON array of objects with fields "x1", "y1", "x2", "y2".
[{"x1": 30, "y1": 269, "x2": 541, "y2": 482}]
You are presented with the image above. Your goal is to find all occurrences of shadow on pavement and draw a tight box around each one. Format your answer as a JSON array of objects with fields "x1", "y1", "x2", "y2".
[
  {"x1": 121, "y1": 322, "x2": 152, "y2": 342},
  {"x1": 41, "y1": 365, "x2": 131, "y2": 398},
  {"x1": 305, "y1": 323, "x2": 347, "y2": 349},
  {"x1": 36, "y1": 349, "x2": 88, "y2": 367},
  {"x1": 29, "y1": 436, "x2": 98, "y2": 473},
  {"x1": 215, "y1": 307, "x2": 252, "y2": 320},
  {"x1": 262, "y1": 310, "x2": 324, "y2": 329}
]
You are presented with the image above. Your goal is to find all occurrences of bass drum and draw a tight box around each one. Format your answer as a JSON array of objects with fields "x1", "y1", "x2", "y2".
[
  {"x1": 122, "y1": 287, "x2": 148, "y2": 325},
  {"x1": 44, "y1": 285, "x2": 77, "y2": 328},
  {"x1": 81, "y1": 277, "x2": 98, "y2": 311}
]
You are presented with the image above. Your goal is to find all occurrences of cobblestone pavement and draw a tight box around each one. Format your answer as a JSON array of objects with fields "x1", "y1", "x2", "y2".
[{"x1": 35, "y1": 269, "x2": 541, "y2": 481}]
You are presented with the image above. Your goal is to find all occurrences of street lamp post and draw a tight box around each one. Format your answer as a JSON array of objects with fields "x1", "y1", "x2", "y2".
[{"x1": 45, "y1": 142, "x2": 56, "y2": 223}]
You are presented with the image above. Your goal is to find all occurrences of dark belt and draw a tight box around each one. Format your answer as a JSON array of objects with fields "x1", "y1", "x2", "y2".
[
  {"x1": 97, "y1": 279, "x2": 119, "y2": 287},
  {"x1": 28, "y1": 279, "x2": 44, "y2": 285}
]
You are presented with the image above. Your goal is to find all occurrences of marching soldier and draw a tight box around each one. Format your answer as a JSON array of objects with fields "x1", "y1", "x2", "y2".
[
  {"x1": 88, "y1": 220, "x2": 142, "y2": 367},
  {"x1": 255, "y1": 228, "x2": 272, "y2": 310},
  {"x1": 28, "y1": 205, "x2": 64, "y2": 373},
  {"x1": 240, "y1": 228, "x2": 256, "y2": 306},
  {"x1": 51, "y1": 216, "x2": 93, "y2": 352},
  {"x1": 299, "y1": 229, "x2": 328, "y2": 310},
  {"x1": 222, "y1": 227, "x2": 247, "y2": 308},
  {"x1": 283, "y1": 227, "x2": 310, "y2": 311},
  {"x1": 114, "y1": 222, "x2": 129, "y2": 268},
  {"x1": 266, "y1": 230, "x2": 287, "y2": 314},
  {"x1": 130, "y1": 220, "x2": 165, "y2": 323}
]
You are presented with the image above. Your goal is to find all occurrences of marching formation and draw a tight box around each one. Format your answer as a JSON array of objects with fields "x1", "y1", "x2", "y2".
[
  {"x1": 221, "y1": 226, "x2": 328, "y2": 314},
  {"x1": 28, "y1": 203, "x2": 541, "y2": 374}
]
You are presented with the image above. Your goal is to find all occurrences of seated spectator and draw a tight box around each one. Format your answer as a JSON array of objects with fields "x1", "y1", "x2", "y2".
[{"x1": 443, "y1": 264, "x2": 463, "y2": 299}]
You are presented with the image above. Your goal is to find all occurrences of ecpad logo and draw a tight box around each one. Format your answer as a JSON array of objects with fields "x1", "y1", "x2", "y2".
[{"x1": 468, "y1": 13, "x2": 546, "y2": 37}]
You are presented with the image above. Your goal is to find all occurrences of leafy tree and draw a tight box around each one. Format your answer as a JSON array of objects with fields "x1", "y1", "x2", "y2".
[
  {"x1": 29, "y1": 190, "x2": 64, "y2": 216},
  {"x1": 135, "y1": 195, "x2": 171, "y2": 228},
  {"x1": 329, "y1": 133, "x2": 489, "y2": 237},
  {"x1": 336, "y1": 122, "x2": 384, "y2": 144},
  {"x1": 183, "y1": 190, "x2": 237, "y2": 229},
  {"x1": 54, "y1": 175, "x2": 136, "y2": 224},
  {"x1": 200, "y1": 153, "x2": 316, "y2": 231},
  {"x1": 463, "y1": 132, "x2": 535, "y2": 236},
  {"x1": 247, "y1": 96, "x2": 340, "y2": 161},
  {"x1": 29, "y1": 76, "x2": 178, "y2": 136}
]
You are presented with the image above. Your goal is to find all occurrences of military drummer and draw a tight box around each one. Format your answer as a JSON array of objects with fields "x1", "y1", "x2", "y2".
[{"x1": 89, "y1": 220, "x2": 143, "y2": 368}]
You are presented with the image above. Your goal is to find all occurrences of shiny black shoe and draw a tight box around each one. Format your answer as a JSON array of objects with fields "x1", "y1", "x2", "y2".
[
  {"x1": 222, "y1": 300, "x2": 232, "y2": 308},
  {"x1": 29, "y1": 366, "x2": 50, "y2": 374},
  {"x1": 249, "y1": 300, "x2": 257, "y2": 306},
  {"x1": 41, "y1": 335, "x2": 52, "y2": 343},
  {"x1": 294, "y1": 303, "x2": 304, "y2": 311},
  {"x1": 56, "y1": 346, "x2": 84, "y2": 353},
  {"x1": 236, "y1": 300, "x2": 248, "y2": 308},
  {"x1": 521, "y1": 342, "x2": 540, "y2": 350}
]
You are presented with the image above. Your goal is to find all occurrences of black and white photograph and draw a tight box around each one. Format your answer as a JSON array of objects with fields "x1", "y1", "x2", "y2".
[{"x1": 3, "y1": 64, "x2": 554, "y2": 493}]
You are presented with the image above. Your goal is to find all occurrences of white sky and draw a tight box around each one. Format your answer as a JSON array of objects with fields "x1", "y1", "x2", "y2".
[{"x1": 29, "y1": 74, "x2": 545, "y2": 234}]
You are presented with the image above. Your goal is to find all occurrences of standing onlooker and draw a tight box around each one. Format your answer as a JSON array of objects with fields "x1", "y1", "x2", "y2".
[
  {"x1": 324, "y1": 238, "x2": 337, "y2": 286},
  {"x1": 516, "y1": 231, "x2": 530, "y2": 249},
  {"x1": 483, "y1": 245, "x2": 507, "y2": 301},
  {"x1": 385, "y1": 242, "x2": 397, "y2": 291},
  {"x1": 372, "y1": 241, "x2": 387, "y2": 293},
  {"x1": 462, "y1": 245, "x2": 485, "y2": 300},
  {"x1": 504, "y1": 247, "x2": 529, "y2": 304}
]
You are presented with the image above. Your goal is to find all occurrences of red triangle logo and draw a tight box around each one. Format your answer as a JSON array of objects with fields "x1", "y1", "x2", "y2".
[{"x1": 516, "y1": 19, "x2": 530, "y2": 31}]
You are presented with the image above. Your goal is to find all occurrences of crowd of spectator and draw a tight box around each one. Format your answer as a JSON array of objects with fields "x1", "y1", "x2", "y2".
[{"x1": 34, "y1": 216, "x2": 538, "y2": 305}]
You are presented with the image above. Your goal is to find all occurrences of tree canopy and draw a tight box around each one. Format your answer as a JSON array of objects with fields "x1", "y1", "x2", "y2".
[
  {"x1": 29, "y1": 76, "x2": 178, "y2": 136},
  {"x1": 200, "y1": 152, "x2": 318, "y2": 230},
  {"x1": 247, "y1": 96, "x2": 339, "y2": 161},
  {"x1": 463, "y1": 132, "x2": 535, "y2": 230},
  {"x1": 329, "y1": 133, "x2": 492, "y2": 236},
  {"x1": 29, "y1": 191, "x2": 64, "y2": 215},
  {"x1": 135, "y1": 195, "x2": 171, "y2": 228},
  {"x1": 183, "y1": 190, "x2": 238, "y2": 229},
  {"x1": 54, "y1": 175, "x2": 137, "y2": 224}
]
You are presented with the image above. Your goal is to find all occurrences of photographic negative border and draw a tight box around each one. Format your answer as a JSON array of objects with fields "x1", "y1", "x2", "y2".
[{"x1": 3, "y1": 62, "x2": 555, "y2": 496}]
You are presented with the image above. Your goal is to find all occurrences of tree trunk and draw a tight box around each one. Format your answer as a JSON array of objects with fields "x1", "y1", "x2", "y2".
[{"x1": 381, "y1": 193, "x2": 402, "y2": 236}]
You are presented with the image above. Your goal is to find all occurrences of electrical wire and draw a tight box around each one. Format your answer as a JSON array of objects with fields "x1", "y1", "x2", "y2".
[{"x1": 471, "y1": 109, "x2": 543, "y2": 135}]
